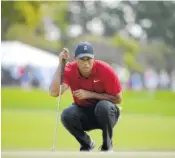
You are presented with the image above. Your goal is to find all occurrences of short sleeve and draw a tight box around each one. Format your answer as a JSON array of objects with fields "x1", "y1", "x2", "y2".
[
  {"x1": 104, "y1": 67, "x2": 122, "y2": 96},
  {"x1": 63, "y1": 63, "x2": 71, "y2": 86}
]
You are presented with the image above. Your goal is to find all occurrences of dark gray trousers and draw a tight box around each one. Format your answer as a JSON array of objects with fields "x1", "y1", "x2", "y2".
[{"x1": 61, "y1": 100, "x2": 120, "y2": 149}]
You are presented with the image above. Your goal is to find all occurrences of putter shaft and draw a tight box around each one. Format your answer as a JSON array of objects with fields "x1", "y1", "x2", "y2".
[{"x1": 52, "y1": 85, "x2": 62, "y2": 151}]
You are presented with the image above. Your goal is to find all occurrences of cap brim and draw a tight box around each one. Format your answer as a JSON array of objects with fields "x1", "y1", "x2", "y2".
[{"x1": 77, "y1": 53, "x2": 94, "y2": 59}]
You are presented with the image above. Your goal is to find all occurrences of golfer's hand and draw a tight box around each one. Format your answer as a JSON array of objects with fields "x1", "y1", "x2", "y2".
[
  {"x1": 59, "y1": 48, "x2": 69, "y2": 62},
  {"x1": 73, "y1": 89, "x2": 92, "y2": 100}
]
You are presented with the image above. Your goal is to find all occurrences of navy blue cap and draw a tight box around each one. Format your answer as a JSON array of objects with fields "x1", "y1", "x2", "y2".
[{"x1": 74, "y1": 42, "x2": 94, "y2": 59}]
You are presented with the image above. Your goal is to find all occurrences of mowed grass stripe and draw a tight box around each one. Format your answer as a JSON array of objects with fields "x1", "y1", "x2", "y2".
[
  {"x1": 2, "y1": 88, "x2": 175, "y2": 116},
  {"x1": 2, "y1": 110, "x2": 175, "y2": 150}
]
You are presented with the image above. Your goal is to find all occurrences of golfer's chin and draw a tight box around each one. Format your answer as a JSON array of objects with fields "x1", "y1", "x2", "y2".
[
  {"x1": 83, "y1": 68, "x2": 91, "y2": 72},
  {"x1": 82, "y1": 68, "x2": 91, "y2": 73}
]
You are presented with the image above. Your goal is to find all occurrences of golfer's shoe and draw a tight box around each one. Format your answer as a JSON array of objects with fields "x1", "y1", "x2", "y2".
[
  {"x1": 80, "y1": 140, "x2": 95, "y2": 151},
  {"x1": 99, "y1": 144, "x2": 113, "y2": 152}
]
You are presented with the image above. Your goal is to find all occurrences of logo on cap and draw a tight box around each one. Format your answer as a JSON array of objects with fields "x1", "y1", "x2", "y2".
[{"x1": 84, "y1": 45, "x2": 88, "y2": 50}]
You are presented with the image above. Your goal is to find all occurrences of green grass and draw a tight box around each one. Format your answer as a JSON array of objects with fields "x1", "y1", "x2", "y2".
[
  {"x1": 2, "y1": 88, "x2": 175, "y2": 116},
  {"x1": 1, "y1": 88, "x2": 175, "y2": 150},
  {"x1": 1, "y1": 88, "x2": 73, "y2": 110},
  {"x1": 2, "y1": 110, "x2": 175, "y2": 150}
]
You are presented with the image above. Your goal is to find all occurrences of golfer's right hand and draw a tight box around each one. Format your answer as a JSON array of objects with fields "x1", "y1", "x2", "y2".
[{"x1": 59, "y1": 48, "x2": 69, "y2": 62}]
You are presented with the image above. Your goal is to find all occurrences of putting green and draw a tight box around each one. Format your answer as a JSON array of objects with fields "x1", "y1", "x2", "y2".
[
  {"x1": 2, "y1": 110, "x2": 175, "y2": 150},
  {"x1": 1, "y1": 88, "x2": 175, "y2": 150}
]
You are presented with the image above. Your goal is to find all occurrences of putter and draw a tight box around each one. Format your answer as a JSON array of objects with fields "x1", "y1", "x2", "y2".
[{"x1": 52, "y1": 58, "x2": 66, "y2": 152}]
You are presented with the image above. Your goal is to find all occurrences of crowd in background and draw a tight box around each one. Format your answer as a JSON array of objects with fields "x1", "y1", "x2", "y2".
[
  {"x1": 1, "y1": 1, "x2": 175, "y2": 95},
  {"x1": 1, "y1": 64, "x2": 55, "y2": 91},
  {"x1": 2, "y1": 64, "x2": 175, "y2": 93},
  {"x1": 117, "y1": 67, "x2": 175, "y2": 92}
]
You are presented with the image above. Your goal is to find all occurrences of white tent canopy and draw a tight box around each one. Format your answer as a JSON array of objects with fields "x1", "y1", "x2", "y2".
[{"x1": 1, "y1": 41, "x2": 59, "y2": 68}]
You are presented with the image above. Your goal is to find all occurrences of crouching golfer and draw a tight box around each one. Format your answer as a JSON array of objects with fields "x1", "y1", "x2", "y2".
[{"x1": 49, "y1": 42, "x2": 122, "y2": 151}]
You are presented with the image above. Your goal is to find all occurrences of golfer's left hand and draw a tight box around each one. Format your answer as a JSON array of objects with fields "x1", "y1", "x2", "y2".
[{"x1": 73, "y1": 89, "x2": 92, "y2": 99}]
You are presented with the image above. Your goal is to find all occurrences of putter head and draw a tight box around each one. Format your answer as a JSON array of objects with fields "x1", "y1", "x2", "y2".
[{"x1": 52, "y1": 147, "x2": 55, "y2": 152}]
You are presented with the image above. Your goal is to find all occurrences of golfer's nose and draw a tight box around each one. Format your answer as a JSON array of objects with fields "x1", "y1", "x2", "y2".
[{"x1": 83, "y1": 61, "x2": 89, "y2": 66}]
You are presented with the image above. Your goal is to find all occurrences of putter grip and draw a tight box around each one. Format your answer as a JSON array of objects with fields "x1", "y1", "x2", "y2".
[{"x1": 60, "y1": 59, "x2": 66, "y2": 85}]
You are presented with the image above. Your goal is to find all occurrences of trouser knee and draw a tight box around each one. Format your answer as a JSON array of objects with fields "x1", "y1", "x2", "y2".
[
  {"x1": 61, "y1": 108, "x2": 76, "y2": 128},
  {"x1": 95, "y1": 100, "x2": 120, "y2": 127},
  {"x1": 61, "y1": 109, "x2": 70, "y2": 127}
]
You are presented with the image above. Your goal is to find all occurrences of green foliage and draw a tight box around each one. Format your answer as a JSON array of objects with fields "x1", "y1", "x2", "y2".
[
  {"x1": 14, "y1": 1, "x2": 41, "y2": 29},
  {"x1": 2, "y1": 1, "x2": 175, "y2": 70},
  {"x1": 112, "y1": 35, "x2": 139, "y2": 55},
  {"x1": 111, "y1": 34, "x2": 142, "y2": 71},
  {"x1": 1, "y1": 1, "x2": 42, "y2": 31},
  {"x1": 46, "y1": 2, "x2": 71, "y2": 48},
  {"x1": 53, "y1": 2, "x2": 70, "y2": 32},
  {"x1": 74, "y1": 35, "x2": 111, "y2": 46},
  {"x1": 125, "y1": 1, "x2": 175, "y2": 49},
  {"x1": 123, "y1": 53, "x2": 142, "y2": 72},
  {"x1": 141, "y1": 43, "x2": 175, "y2": 71},
  {"x1": 6, "y1": 24, "x2": 60, "y2": 52}
]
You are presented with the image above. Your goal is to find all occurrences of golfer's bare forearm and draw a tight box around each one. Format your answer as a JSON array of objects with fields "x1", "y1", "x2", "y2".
[
  {"x1": 49, "y1": 64, "x2": 62, "y2": 97},
  {"x1": 91, "y1": 92, "x2": 121, "y2": 104}
]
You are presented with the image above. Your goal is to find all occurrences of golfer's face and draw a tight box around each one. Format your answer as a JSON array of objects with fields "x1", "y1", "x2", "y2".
[{"x1": 77, "y1": 56, "x2": 94, "y2": 73}]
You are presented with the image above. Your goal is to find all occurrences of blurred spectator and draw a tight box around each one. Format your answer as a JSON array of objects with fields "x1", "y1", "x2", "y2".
[
  {"x1": 10, "y1": 67, "x2": 19, "y2": 83},
  {"x1": 159, "y1": 69, "x2": 170, "y2": 90},
  {"x1": 171, "y1": 69, "x2": 175, "y2": 92},
  {"x1": 130, "y1": 72, "x2": 143, "y2": 91},
  {"x1": 20, "y1": 65, "x2": 31, "y2": 90},
  {"x1": 118, "y1": 67, "x2": 130, "y2": 90},
  {"x1": 18, "y1": 66, "x2": 25, "y2": 78},
  {"x1": 144, "y1": 68, "x2": 159, "y2": 93},
  {"x1": 40, "y1": 68, "x2": 52, "y2": 91},
  {"x1": 1, "y1": 67, "x2": 14, "y2": 86}
]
